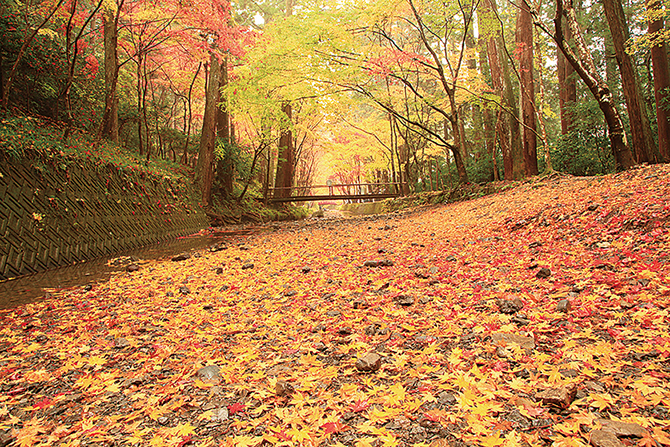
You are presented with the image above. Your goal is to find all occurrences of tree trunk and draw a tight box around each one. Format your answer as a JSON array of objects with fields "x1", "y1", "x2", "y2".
[
  {"x1": 552, "y1": 0, "x2": 636, "y2": 170},
  {"x1": 647, "y1": 0, "x2": 670, "y2": 162},
  {"x1": 483, "y1": 0, "x2": 521, "y2": 180},
  {"x1": 557, "y1": 14, "x2": 576, "y2": 134},
  {"x1": 197, "y1": 54, "x2": 220, "y2": 208},
  {"x1": 603, "y1": 0, "x2": 655, "y2": 163},
  {"x1": 217, "y1": 55, "x2": 234, "y2": 198},
  {"x1": 274, "y1": 102, "x2": 294, "y2": 199},
  {"x1": 100, "y1": 3, "x2": 120, "y2": 142},
  {"x1": 181, "y1": 62, "x2": 201, "y2": 165},
  {"x1": 516, "y1": 0, "x2": 538, "y2": 176},
  {"x1": 535, "y1": 30, "x2": 552, "y2": 171}
]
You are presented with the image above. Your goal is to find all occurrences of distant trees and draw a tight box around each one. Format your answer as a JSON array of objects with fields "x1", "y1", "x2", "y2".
[{"x1": 3, "y1": 0, "x2": 669, "y2": 205}]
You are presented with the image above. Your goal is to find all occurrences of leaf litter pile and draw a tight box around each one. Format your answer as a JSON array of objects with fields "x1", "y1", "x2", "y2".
[{"x1": 1, "y1": 165, "x2": 670, "y2": 447}]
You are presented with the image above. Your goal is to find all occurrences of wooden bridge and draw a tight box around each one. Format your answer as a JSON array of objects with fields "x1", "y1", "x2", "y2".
[{"x1": 265, "y1": 182, "x2": 402, "y2": 204}]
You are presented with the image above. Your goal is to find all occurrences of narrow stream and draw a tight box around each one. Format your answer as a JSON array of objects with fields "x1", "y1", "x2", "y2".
[{"x1": 0, "y1": 230, "x2": 247, "y2": 309}]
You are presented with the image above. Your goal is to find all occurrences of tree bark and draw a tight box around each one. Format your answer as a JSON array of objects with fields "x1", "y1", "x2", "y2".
[
  {"x1": 557, "y1": 14, "x2": 576, "y2": 134},
  {"x1": 100, "y1": 2, "x2": 121, "y2": 142},
  {"x1": 647, "y1": 0, "x2": 670, "y2": 162},
  {"x1": 274, "y1": 102, "x2": 294, "y2": 199},
  {"x1": 516, "y1": 0, "x2": 538, "y2": 176},
  {"x1": 484, "y1": 0, "x2": 514, "y2": 180},
  {"x1": 216, "y1": 55, "x2": 234, "y2": 198},
  {"x1": 197, "y1": 54, "x2": 221, "y2": 208},
  {"x1": 552, "y1": 0, "x2": 636, "y2": 170},
  {"x1": 602, "y1": 0, "x2": 655, "y2": 163}
]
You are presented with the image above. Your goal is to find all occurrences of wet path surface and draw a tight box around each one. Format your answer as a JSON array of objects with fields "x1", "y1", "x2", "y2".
[{"x1": 0, "y1": 230, "x2": 248, "y2": 309}]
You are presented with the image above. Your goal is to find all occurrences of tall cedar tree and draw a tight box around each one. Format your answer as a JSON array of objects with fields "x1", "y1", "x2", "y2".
[
  {"x1": 557, "y1": 14, "x2": 576, "y2": 134},
  {"x1": 516, "y1": 0, "x2": 538, "y2": 176},
  {"x1": 548, "y1": 0, "x2": 636, "y2": 170},
  {"x1": 197, "y1": 54, "x2": 221, "y2": 207},
  {"x1": 647, "y1": 0, "x2": 670, "y2": 162},
  {"x1": 602, "y1": 0, "x2": 655, "y2": 163}
]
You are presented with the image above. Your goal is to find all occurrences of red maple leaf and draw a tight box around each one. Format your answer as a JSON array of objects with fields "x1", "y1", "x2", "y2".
[
  {"x1": 321, "y1": 421, "x2": 347, "y2": 435},
  {"x1": 227, "y1": 402, "x2": 245, "y2": 415},
  {"x1": 351, "y1": 399, "x2": 369, "y2": 412}
]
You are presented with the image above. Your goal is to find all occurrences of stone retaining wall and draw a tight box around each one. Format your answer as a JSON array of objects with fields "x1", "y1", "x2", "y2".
[{"x1": 0, "y1": 154, "x2": 208, "y2": 280}]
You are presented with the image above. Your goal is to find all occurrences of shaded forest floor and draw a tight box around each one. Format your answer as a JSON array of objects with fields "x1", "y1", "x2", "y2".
[{"x1": 1, "y1": 165, "x2": 670, "y2": 447}]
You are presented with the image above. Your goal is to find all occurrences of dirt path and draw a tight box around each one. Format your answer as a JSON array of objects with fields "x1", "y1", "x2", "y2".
[{"x1": 1, "y1": 165, "x2": 669, "y2": 446}]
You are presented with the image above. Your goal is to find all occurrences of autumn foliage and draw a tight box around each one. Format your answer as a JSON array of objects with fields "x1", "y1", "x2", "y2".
[{"x1": 1, "y1": 166, "x2": 670, "y2": 446}]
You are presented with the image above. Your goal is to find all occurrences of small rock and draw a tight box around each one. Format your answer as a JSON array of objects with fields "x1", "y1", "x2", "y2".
[
  {"x1": 438, "y1": 391, "x2": 457, "y2": 405},
  {"x1": 126, "y1": 264, "x2": 140, "y2": 272},
  {"x1": 512, "y1": 315, "x2": 530, "y2": 326},
  {"x1": 338, "y1": 327, "x2": 353, "y2": 335},
  {"x1": 363, "y1": 259, "x2": 394, "y2": 267},
  {"x1": 0, "y1": 433, "x2": 15, "y2": 447},
  {"x1": 445, "y1": 255, "x2": 457, "y2": 262},
  {"x1": 314, "y1": 342, "x2": 327, "y2": 351},
  {"x1": 414, "y1": 269, "x2": 431, "y2": 279},
  {"x1": 596, "y1": 419, "x2": 646, "y2": 437},
  {"x1": 535, "y1": 267, "x2": 552, "y2": 279},
  {"x1": 491, "y1": 333, "x2": 535, "y2": 352},
  {"x1": 557, "y1": 299, "x2": 572, "y2": 313},
  {"x1": 241, "y1": 263, "x2": 254, "y2": 270},
  {"x1": 196, "y1": 365, "x2": 222, "y2": 381},
  {"x1": 214, "y1": 267, "x2": 224, "y2": 274},
  {"x1": 157, "y1": 416, "x2": 169, "y2": 425},
  {"x1": 276, "y1": 380, "x2": 294, "y2": 397},
  {"x1": 535, "y1": 383, "x2": 577, "y2": 408},
  {"x1": 356, "y1": 352, "x2": 382, "y2": 372},
  {"x1": 210, "y1": 407, "x2": 229, "y2": 422},
  {"x1": 113, "y1": 338, "x2": 130, "y2": 349},
  {"x1": 395, "y1": 295, "x2": 415, "y2": 306},
  {"x1": 364, "y1": 324, "x2": 378, "y2": 336},
  {"x1": 587, "y1": 204, "x2": 600, "y2": 211},
  {"x1": 179, "y1": 286, "x2": 190, "y2": 295},
  {"x1": 172, "y1": 253, "x2": 191, "y2": 262},
  {"x1": 301, "y1": 266, "x2": 312, "y2": 274},
  {"x1": 83, "y1": 284, "x2": 92, "y2": 292},
  {"x1": 498, "y1": 297, "x2": 524, "y2": 314},
  {"x1": 590, "y1": 430, "x2": 624, "y2": 447}
]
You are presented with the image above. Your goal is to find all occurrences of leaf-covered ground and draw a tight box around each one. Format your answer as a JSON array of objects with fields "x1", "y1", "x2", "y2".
[{"x1": 1, "y1": 166, "x2": 670, "y2": 447}]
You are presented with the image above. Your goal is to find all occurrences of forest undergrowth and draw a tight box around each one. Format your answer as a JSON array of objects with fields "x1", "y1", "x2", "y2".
[{"x1": 1, "y1": 165, "x2": 669, "y2": 447}]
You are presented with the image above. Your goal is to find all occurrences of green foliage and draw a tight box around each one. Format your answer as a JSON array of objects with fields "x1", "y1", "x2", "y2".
[
  {"x1": 466, "y1": 154, "x2": 496, "y2": 184},
  {"x1": 0, "y1": 115, "x2": 193, "y2": 182},
  {"x1": 549, "y1": 102, "x2": 615, "y2": 176}
]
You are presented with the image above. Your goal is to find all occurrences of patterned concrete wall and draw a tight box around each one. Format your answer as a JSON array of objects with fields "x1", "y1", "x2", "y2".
[{"x1": 0, "y1": 154, "x2": 208, "y2": 280}]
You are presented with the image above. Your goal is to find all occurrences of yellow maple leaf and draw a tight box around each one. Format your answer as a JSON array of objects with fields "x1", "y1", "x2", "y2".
[
  {"x1": 174, "y1": 423, "x2": 195, "y2": 437},
  {"x1": 589, "y1": 393, "x2": 614, "y2": 411},
  {"x1": 149, "y1": 435, "x2": 165, "y2": 447},
  {"x1": 356, "y1": 437, "x2": 376, "y2": 447},
  {"x1": 482, "y1": 433, "x2": 505, "y2": 447},
  {"x1": 87, "y1": 355, "x2": 106, "y2": 367},
  {"x1": 75, "y1": 376, "x2": 95, "y2": 389},
  {"x1": 652, "y1": 427, "x2": 670, "y2": 446}
]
